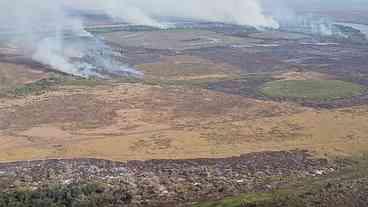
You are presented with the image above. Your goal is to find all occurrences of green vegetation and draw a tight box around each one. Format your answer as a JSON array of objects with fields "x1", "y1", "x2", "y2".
[
  {"x1": 0, "y1": 183, "x2": 131, "y2": 207},
  {"x1": 2, "y1": 77, "x2": 62, "y2": 97},
  {"x1": 142, "y1": 76, "x2": 234, "y2": 88},
  {"x1": 192, "y1": 192, "x2": 305, "y2": 207},
  {"x1": 140, "y1": 74, "x2": 273, "y2": 89},
  {"x1": 87, "y1": 25, "x2": 159, "y2": 34},
  {"x1": 87, "y1": 27, "x2": 128, "y2": 34},
  {"x1": 193, "y1": 193, "x2": 274, "y2": 207},
  {"x1": 260, "y1": 79, "x2": 366, "y2": 101},
  {"x1": 62, "y1": 78, "x2": 104, "y2": 87},
  {"x1": 0, "y1": 75, "x2": 107, "y2": 97}
]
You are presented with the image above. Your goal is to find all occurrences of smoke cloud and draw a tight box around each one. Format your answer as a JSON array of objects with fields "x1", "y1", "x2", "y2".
[
  {"x1": 262, "y1": 0, "x2": 368, "y2": 37},
  {"x1": 66, "y1": 0, "x2": 278, "y2": 29},
  {"x1": 0, "y1": 0, "x2": 145, "y2": 77},
  {"x1": 77, "y1": 0, "x2": 279, "y2": 29},
  {"x1": 0, "y1": 0, "x2": 279, "y2": 77}
]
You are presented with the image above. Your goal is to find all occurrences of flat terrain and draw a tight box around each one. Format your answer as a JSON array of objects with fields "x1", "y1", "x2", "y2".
[
  {"x1": 260, "y1": 79, "x2": 366, "y2": 101},
  {"x1": 102, "y1": 29, "x2": 261, "y2": 51},
  {"x1": 136, "y1": 55, "x2": 241, "y2": 80}
]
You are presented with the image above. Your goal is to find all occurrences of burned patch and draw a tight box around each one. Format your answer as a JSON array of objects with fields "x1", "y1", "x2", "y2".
[
  {"x1": 186, "y1": 47, "x2": 288, "y2": 74},
  {"x1": 206, "y1": 75, "x2": 275, "y2": 98}
]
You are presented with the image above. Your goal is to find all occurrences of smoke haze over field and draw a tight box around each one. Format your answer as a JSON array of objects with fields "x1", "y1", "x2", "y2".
[
  {"x1": 0, "y1": 0, "x2": 143, "y2": 77},
  {"x1": 0, "y1": 0, "x2": 279, "y2": 76},
  {"x1": 68, "y1": 0, "x2": 279, "y2": 29},
  {"x1": 0, "y1": 0, "x2": 365, "y2": 76}
]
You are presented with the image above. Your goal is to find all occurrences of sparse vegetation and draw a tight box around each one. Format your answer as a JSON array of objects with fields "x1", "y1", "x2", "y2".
[
  {"x1": 193, "y1": 192, "x2": 308, "y2": 207},
  {"x1": 193, "y1": 193, "x2": 277, "y2": 207},
  {"x1": 1, "y1": 77, "x2": 62, "y2": 97},
  {"x1": 0, "y1": 76, "x2": 107, "y2": 97},
  {"x1": 206, "y1": 74, "x2": 275, "y2": 97},
  {"x1": 194, "y1": 156, "x2": 368, "y2": 207}
]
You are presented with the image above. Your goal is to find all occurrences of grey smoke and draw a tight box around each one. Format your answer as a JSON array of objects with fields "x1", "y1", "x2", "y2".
[
  {"x1": 1, "y1": 0, "x2": 361, "y2": 77},
  {"x1": 0, "y1": 0, "x2": 142, "y2": 77},
  {"x1": 262, "y1": 0, "x2": 365, "y2": 37},
  {"x1": 1, "y1": 0, "x2": 279, "y2": 77},
  {"x1": 277, "y1": 15, "x2": 343, "y2": 37},
  {"x1": 70, "y1": 0, "x2": 279, "y2": 29}
]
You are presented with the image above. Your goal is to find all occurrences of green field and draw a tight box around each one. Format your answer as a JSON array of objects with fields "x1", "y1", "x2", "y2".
[{"x1": 260, "y1": 79, "x2": 366, "y2": 101}]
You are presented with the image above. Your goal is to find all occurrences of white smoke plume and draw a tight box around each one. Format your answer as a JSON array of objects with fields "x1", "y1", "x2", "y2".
[
  {"x1": 67, "y1": 0, "x2": 279, "y2": 29},
  {"x1": 0, "y1": 0, "x2": 141, "y2": 77},
  {"x1": 78, "y1": 0, "x2": 279, "y2": 29},
  {"x1": 262, "y1": 0, "x2": 366, "y2": 37},
  {"x1": 0, "y1": 0, "x2": 278, "y2": 77}
]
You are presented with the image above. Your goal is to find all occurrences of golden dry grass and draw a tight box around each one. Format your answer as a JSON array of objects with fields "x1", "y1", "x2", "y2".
[
  {"x1": 0, "y1": 63, "x2": 49, "y2": 90},
  {"x1": 0, "y1": 82, "x2": 368, "y2": 162}
]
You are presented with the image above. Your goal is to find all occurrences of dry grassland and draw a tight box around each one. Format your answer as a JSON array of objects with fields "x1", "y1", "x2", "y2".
[
  {"x1": 0, "y1": 81, "x2": 367, "y2": 162},
  {"x1": 0, "y1": 63, "x2": 48, "y2": 90}
]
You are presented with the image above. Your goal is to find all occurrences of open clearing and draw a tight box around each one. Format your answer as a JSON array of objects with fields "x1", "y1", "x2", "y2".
[{"x1": 260, "y1": 79, "x2": 366, "y2": 101}]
